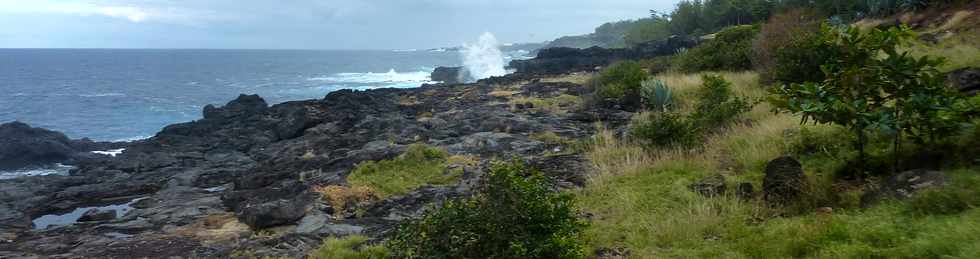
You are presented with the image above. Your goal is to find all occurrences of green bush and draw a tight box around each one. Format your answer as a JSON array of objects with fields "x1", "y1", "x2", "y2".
[
  {"x1": 690, "y1": 74, "x2": 752, "y2": 128},
  {"x1": 674, "y1": 25, "x2": 760, "y2": 73},
  {"x1": 632, "y1": 75, "x2": 751, "y2": 147},
  {"x1": 908, "y1": 188, "x2": 975, "y2": 216},
  {"x1": 387, "y1": 160, "x2": 587, "y2": 259},
  {"x1": 594, "y1": 61, "x2": 648, "y2": 100},
  {"x1": 309, "y1": 235, "x2": 389, "y2": 259},
  {"x1": 631, "y1": 112, "x2": 697, "y2": 147}
]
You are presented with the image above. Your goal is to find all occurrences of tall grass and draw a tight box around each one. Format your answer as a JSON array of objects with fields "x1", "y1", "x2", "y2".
[{"x1": 578, "y1": 71, "x2": 980, "y2": 258}]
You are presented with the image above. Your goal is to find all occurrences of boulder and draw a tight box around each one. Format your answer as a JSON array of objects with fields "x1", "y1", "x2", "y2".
[
  {"x1": 763, "y1": 156, "x2": 805, "y2": 205},
  {"x1": 736, "y1": 182, "x2": 754, "y2": 200},
  {"x1": 237, "y1": 196, "x2": 310, "y2": 229},
  {"x1": 947, "y1": 67, "x2": 980, "y2": 96},
  {"x1": 0, "y1": 122, "x2": 75, "y2": 170},
  {"x1": 431, "y1": 66, "x2": 470, "y2": 84},
  {"x1": 689, "y1": 174, "x2": 727, "y2": 197},
  {"x1": 861, "y1": 169, "x2": 947, "y2": 206},
  {"x1": 78, "y1": 209, "x2": 117, "y2": 222}
]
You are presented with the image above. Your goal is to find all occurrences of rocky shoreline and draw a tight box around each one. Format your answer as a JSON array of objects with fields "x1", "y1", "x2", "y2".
[{"x1": 0, "y1": 65, "x2": 633, "y2": 258}]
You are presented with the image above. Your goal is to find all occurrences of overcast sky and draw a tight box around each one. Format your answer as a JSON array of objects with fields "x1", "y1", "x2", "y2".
[{"x1": 0, "y1": 0, "x2": 681, "y2": 49}]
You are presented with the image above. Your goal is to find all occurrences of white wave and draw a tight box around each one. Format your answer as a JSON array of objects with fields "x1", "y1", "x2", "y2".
[
  {"x1": 114, "y1": 135, "x2": 151, "y2": 142},
  {"x1": 392, "y1": 49, "x2": 418, "y2": 52},
  {"x1": 92, "y1": 148, "x2": 125, "y2": 157},
  {"x1": 0, "y1": 164, "x2": 73, "y2": 180},
  {"x1": 462, "y1": 32, "x2": 507, "y2": 81},
  {"x1": 79, "y1": 93, "x2": 125, "y2": 97},
  {"x1": 309, "y1": 69, "x2": 434, "y2": 85}
]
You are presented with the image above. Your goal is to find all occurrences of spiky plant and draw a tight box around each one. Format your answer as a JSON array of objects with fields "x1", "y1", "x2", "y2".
[{"x1": 641, "y1": 78, "x2": 673, "y2": 112}]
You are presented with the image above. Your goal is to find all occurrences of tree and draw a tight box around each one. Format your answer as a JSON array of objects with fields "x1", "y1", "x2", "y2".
[{"x1": 769, "y1": 24, "x2": 962, "y2": 175}]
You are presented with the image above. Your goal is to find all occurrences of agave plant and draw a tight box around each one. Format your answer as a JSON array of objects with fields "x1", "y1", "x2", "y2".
[{"x1": 640, "y1": 78, "x2": 673, "y2": 112}]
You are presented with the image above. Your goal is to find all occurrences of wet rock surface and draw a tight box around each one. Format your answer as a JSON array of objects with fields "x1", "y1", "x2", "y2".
[
  {"x1": 508, "y1": 36, "x2": 700, "y2": 75},
  {"x1": 0, "y1": 71, "x2": 630, "y2": 258}
]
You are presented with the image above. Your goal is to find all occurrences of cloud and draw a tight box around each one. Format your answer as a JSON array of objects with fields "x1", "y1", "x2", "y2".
[{"x1": 98, "y1": 6, "x2": 149, "y2": 22}]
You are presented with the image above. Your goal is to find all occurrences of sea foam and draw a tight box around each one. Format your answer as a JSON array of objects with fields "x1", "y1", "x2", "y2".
[{"x1": 462, "y1": 32, "x2": 507, "y2": 82}]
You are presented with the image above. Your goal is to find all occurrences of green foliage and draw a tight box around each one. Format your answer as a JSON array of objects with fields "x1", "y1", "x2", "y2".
[
  {"x1": 631, "y1": 112, "x2": 698, "y2": 147},
  {"x1": 624, "y1": 17, "x2": 671, "y2": 47},
  {"x1": 908, "y1": 188, "x2": 975, "y2": 216},
  {"x1": 388, "y1": 160, "x2": 587, "y2": 259},
  {"x1": 594, "y1": 61, "x2": 648, "y2": 102},
  {"x1": 752, "y1": 8, "x2": 829, "y2": 84},
  {"x1": 691, "y1": 74, "x2": 753, "y2": 128},
  {"x1": 309, "y1": 235, "x2": 389, "y2": 259},
  {"x1": 674, "y1": 25, "x2": 760, "y2": 73},
  {"x1": 632, "y1": 75, "x2": 751, "y2": 147},
  {"x1": 347, "y1": 144, "x2": 460, "y2": 198},
  {"x1": 640, "y1": 78, "x2": 673, "y2": 112},
  {"x1": 769, "y1": 25, "x2": 966, "y2": 174}
]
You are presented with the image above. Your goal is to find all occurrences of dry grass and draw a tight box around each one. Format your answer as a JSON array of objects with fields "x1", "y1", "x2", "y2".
[
  {"x1": 313, "y1": 185, "x2": 379, "y2": 217},
  {"x1": 165, "y1": 213, "x2": 251, "y2": 244},
  {"x1": 539, "y1": 72, "x2": 593, "y2": 84},
  {"x1": 488, "y1": 90, "x2": 520, "y2": 98}
]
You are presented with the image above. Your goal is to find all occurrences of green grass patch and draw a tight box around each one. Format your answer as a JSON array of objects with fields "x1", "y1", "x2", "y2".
[
  {"x1": 309, "y1": 235, "x2": 389, "y2": 259},
  {"x1": 347, "y1": 144, "x2": 462, "y2": 198}
]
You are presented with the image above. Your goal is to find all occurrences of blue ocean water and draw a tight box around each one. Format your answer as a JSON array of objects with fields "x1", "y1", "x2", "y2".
[{"x1": 0, "y1": 49, "x2": 465, "y2": 141}]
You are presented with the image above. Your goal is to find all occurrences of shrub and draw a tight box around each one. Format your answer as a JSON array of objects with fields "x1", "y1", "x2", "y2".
[
  {"x1": 674, "y1": 25, "x2": 760, "y2": 73},
  {"x1": 640, "y1": 78, "x2": 673, "y2": 112},
  {"x1": 594, "y1": 61, "x2": 648, "y2": 101},
  {"x1": 309, "y1": 235, "x2": 389, "y2": 259},
  {"x1": 631, "y1": 112, "x2": 697, "y2": 147},
  {"x1": 908, "y1": 188, "x2": 975, "y2": 216},
  {"x1": 347, "y1": 144, "x2": 460, "y2": 198},
  {"x1": 632, "y1": 75, "x2": 751, "y2": 147},
  {"x1": 752, "y1": 9, "x2": 827, "y2": 85},
  {"x1": 387, "y1": 160, "x2": 587, "y2": 259},
  {"x1": 690, "y1": 74, "x2": 752, "y2": 128}
]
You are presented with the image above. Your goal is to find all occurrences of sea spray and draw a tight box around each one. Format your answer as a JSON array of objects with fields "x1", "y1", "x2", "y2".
[{"x1": 462, "y1": 32, "x2": 507, "y2": 82}]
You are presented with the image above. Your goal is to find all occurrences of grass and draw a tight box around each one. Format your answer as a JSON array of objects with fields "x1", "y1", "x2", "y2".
[
  {"x1": 308, "y1": 235, "x2": 389, "y2": 259},
  {"x1": 346, "y1": 144, "x2": 462, "y2": 198},
  {"x1": 508, "y1": 94, "x2": 582, "y2": 115},
  {"x1": 577, "y1": 70, "x2": 980, "y2": 258}
]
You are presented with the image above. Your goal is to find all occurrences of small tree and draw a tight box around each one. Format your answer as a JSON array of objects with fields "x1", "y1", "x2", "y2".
[
  {"x1": 770, "y1": 24, "x2": 962, "y2": 174},
  {"x1": 387, "y1": 160, "x2": 587, "y2": 259}
]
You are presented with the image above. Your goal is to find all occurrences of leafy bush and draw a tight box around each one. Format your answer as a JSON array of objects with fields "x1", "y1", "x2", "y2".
[
  {"x1": 690, "y1": 74, "x2": 752, "y2": 128},
  {"x1": 388, "y1": 160, "x2": 587, "y2": 259},
  {"x1": 631, "y1": 112, "x2": 697, "y2": 147},
  {"x1": 632, "y1": 75, "x2": 751, "y2": 147},
  {"x1": 594, "y1": 61, "x2": 648, "y2": 100},
  {"x1": 908, "y1": 188, "x2": 975, "y2": 216},
  {"x1": 347, "y1": 144, "x2": 460, "y2": 198},
  {"x1": 752, "y1": 9, "x2": 828, "y2": 85},
  {"x1": 674, "y1": 25, "x2": 760, "y2": 73},
  {"x1": 309, "y1": 235, "x2": 389, "y2": 259},
  {"x1": 640, "y1": 78, "x2": 673, "y2": 112}
]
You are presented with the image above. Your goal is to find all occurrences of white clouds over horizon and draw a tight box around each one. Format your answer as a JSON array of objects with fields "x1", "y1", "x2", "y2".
[{"x1": 0, "y1": 0, "x2": 682, "y2": 49}]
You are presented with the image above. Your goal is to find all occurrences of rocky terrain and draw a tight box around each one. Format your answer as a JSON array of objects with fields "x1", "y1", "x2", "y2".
[{"x1": 0, "y1": 67, "x2": 631, "y2": 258}]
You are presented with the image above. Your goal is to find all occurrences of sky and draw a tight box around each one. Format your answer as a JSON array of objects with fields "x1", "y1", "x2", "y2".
[{"x1": 0, "y1": 0, "x2": 681, "y2": 49}]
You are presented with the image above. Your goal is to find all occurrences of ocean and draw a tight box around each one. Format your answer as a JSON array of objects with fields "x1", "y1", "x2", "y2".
[{"x1": 0, "y1": 49, "x2": 480, "y2": 142}]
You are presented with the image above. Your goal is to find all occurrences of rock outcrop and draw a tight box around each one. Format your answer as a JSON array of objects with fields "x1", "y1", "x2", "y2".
[
  {"x1": 0, "y1": 72, "x2": 623, "y2": 258},
  {"x1": 763, "y1": 156, "x2": 805, "y2": 205},
  {"x1": 0, "y1": 122, "x2": 125, "y2": 170},
  {"x1": 947, "y1": 67, "x2": 980, "y2": 96},
  {"x1": 508, "y1": 36, "x2": 700, "y2": 75},
  {"x1": 431, "y1": 66, "x2": 470, "y2": 84}
]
